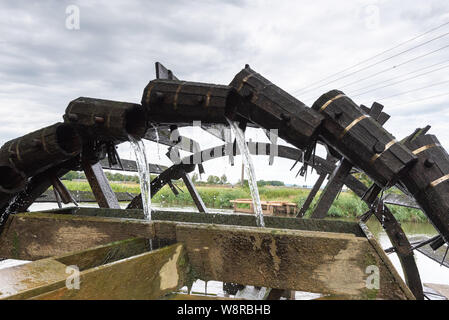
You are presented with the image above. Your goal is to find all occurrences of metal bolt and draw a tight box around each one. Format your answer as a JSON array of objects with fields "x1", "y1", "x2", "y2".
[
  {"x1": 373, "y1": 141, "x2": 385, "y2": 154},
  {"x1": 424, "y1": 158, "x2": 435, "y2": 168}
]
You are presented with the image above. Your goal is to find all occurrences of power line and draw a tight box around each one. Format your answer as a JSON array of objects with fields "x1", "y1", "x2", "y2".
[
  {"x1": 378, "y1": 79, "x2": 449, "y2": 101},
  {"x1": 393, "y1": 91, "x2": 449, "y2": 107},
  {"x1": 296, "y1": 30, "x2": 449, "y2": 97},
  {"x1": 294, "y1": 20, "x2": 449, "y2": 94},
  {"x1": 301, "y1": 43, "x2": 449, "y2": 101},
  {"x1": 351, "y1": 63, "x2": 449, "y2": 98},
  {"x1": 348, "y1": 58, "x2": 449, "y2": 94}
]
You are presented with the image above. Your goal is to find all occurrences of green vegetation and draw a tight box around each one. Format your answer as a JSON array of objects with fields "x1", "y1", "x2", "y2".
[{"x1": 59, "y1": 173, "x2": 427, "y2": 222}]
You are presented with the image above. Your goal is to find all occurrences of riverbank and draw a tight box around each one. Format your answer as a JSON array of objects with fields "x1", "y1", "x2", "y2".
[{"x1": 59, "y1": 181, "x2": 427, "y2": 222}]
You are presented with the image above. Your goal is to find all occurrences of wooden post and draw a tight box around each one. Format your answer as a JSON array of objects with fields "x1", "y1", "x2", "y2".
[
  {"x1": 181, "y1": 170, "x2": 207, "y2": 213},
  {"x1": 297, "y1": 173, "x2": 327, "y2": 217},
  {"x1": 82, "y1": 161, "x2": 120, "y2": 209},
  {"x1": 311, "y1": 159, "x2": 353, "y2": 219}
]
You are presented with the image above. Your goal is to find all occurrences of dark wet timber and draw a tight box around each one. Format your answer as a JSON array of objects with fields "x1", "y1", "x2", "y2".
[
  {"x1": 228, "y1": 66, "x2": 324, "y2": 151},
  {"x1": 311, "y1": 90, "x2": 417, "y2": 187},
  {"x1": 402, "y1": 134, "x2": 449, "y2": 245}
]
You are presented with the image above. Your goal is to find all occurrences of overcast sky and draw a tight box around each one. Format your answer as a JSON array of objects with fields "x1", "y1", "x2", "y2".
[{"x1": 1, "y1": 0, "x2": 449, "y2": 185}]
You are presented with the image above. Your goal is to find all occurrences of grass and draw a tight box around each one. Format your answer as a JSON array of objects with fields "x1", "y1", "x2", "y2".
[{"x1": 60, "y1": 180, "x2": 427, "y2": 222}]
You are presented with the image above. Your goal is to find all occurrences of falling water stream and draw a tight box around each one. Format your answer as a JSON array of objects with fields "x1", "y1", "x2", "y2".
[
  {"x1": 150, "y1": 123, "x2": 161, "y2": 160},
  {"x1": 128, "y1": 135, "x2": 152, "y2": 221},
  {"x1": 227, "y1": 119, "x2": 265, "y2": 227}
]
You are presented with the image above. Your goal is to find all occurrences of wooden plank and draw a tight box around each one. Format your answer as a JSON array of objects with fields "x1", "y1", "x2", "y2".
[
  {"x1": 0, "y1": 213, "x2": 153, "y2": 260},
  {"x1": 362, "y1": 184, "x2": 424, "y2": 300},
  {"x1": 51, "y1": 176, "x2": 74, "y2": 204},
  {"x1": 0, "y1": 259, "x2": 68, "y2": 299},
  {"x1": 175, "y1": 223, "x2": 413, "y2": 299},
  {"x1": 82, "y1": 161, "x2": 120, "y2": 209},
  {"x1": 4, "y1": 243, "x2": 187, "y2": 300},
  {"x1": 311, "y1": 159, "x2": 353, "y2": 219}
]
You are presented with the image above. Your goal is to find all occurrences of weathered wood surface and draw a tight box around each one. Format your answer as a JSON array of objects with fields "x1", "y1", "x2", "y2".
[
  {"x1": 142, "y1": 79, "x2": 241, "y2": 125},
  {"x1": 49, "y1": 207, "x2": 365, "y2": 237},
  {"x1": 0, "y1": 158, "x2": 78, "y2": 220},
  {"x1": 0, "y1": 258, "x2": 68, "y2": 299},
  {"x1": 31, "y1": 244, "x2": 187, "y2": 300},
  {"x1": 181, "y1": 170, "x2": 207, "y2": 213},
  {"x1": 358, "y1": 184, "x2": 424, "y2": 299},
  {"x1": 64, "y1": 97, "x2": 147, "y2": 141},
  {"x1": 2, "y1": 242, "x2": 187, "y2": 300},
  {"x1": 229, "y1": 66, "x2": 323, "y2": 150},
  {"x1": 0, "y1": 213, "x2": 153, "y2": 260},
  {"x1": 311, "y1": 159, "x2": 353, "y2": 219},
  {"x1": 402, "y1": 134, "x2": 449, "y2": 244},
  {"x1": 155, "y1": 61, "x2": 178, "y2": 81},
  {"x1": 0, "y1": 212, "x2": 413, "y2": 299},
  {"x1": 82, "y1": 161, "x2": 120, "y2": 209},
  {"x1": 176, "y1": 223, "x2": 413, "y2": 299},
  {"x1": 311, "y1": 90, "x2": 417, "y2": 187},
  {"x1": 297, "y1": 173, "x2": 326, "y2": 217},
  {"x1": 0, "y1": 238, "x2": 149, "y2": 299},
  {"x1": 0, "y1": 122, "x2": 81, "y2": 179}
]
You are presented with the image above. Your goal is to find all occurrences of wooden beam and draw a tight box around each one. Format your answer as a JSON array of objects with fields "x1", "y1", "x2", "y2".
[
  {"x1": 181, "y1": 171, "x2": 207, "y2": 213},
  {"x1": 82, "y1": 161, "x2": 120, "y2": 209},
  {"x1": 297, "y1": 173, "x2": 326, "y2": 217},
  {"x1": 175, "y1": 223, "x2": 414, "y2": 299},
  {"x1": 2, "y1": 243, "x2": 187, "y2": 300},
  {"x1": 311, "y1": 159, "x2": 353, "y2": 219}
]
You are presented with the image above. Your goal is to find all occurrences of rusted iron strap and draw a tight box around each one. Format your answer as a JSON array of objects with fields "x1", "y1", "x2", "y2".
[
  {"x1": 429, "y1": 174, "x2": 449, "y2": 189},
  {"x1": 237, "y1": 73, "x2": 255, "y2": 92},
  {"x1": 173, "y1": 82, "x2": 186, "y2": 109},
  {"x1": 338, "y1": 115, "x2": 369, "y2": 140},
  {"x1": 319, "y1": 94, "x2": 346, "y2": 112},
  {"x1": 370, "y1": 139, "x2": 397, "y2": 164},
  {"x1": 412, "y1": 143, "x2": 440, "y2": 155}
]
